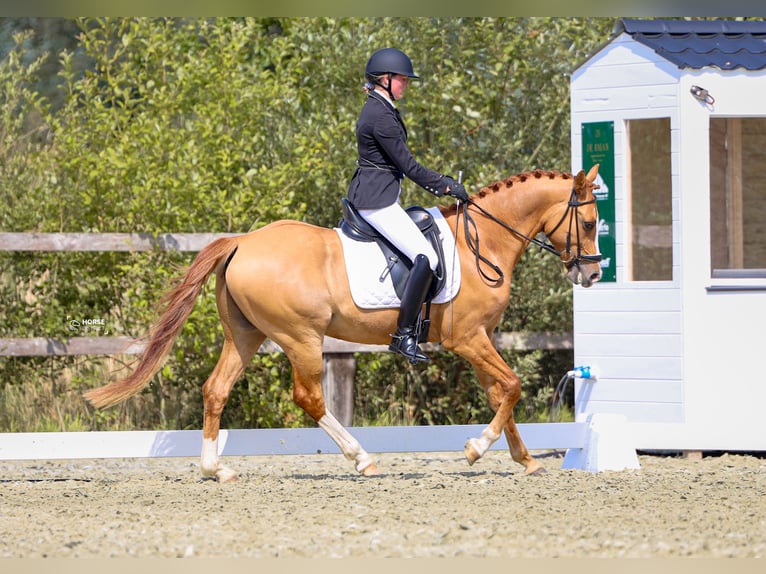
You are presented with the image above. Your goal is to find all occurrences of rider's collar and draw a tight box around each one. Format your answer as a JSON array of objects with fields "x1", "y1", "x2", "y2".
[{"x1": 370, "y1": 89, "x2": 396, "y2": 109}]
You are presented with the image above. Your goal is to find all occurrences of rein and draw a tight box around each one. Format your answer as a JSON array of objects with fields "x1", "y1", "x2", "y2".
[{"x1": 458, "y1": 187, "x2": 602, "y2": 285}]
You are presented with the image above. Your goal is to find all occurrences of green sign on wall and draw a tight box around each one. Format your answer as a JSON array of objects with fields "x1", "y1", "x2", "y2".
[{"x1": 582, "y1": 121, "x2": 616, "y2": 282}]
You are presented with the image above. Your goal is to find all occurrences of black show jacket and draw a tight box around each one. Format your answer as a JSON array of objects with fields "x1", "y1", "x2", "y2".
[{"x1": 347, "y1": 91, "x2": 447, "y2": 209}]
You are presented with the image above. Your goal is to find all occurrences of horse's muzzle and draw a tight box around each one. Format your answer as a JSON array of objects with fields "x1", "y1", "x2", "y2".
[{"x1": 566, "y1": 261, "x2": 602, "y2": 288}]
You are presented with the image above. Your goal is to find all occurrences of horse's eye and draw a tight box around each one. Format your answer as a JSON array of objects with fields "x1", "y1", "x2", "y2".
[{"x1": 583, "y1": 221, "x2": 596, "y2": 232}]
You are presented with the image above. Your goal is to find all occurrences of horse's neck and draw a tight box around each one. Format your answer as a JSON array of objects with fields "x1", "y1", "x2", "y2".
[
  {"x1": 471, "y1": 178, "x2": 567, "y2": 252},
  {"x1": 438, "y1": 175, "x2": 572, "y2": 275}
]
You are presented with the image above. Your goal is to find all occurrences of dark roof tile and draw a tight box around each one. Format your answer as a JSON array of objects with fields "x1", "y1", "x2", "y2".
[{"x1": 616, "y1": 19, "x2": 766, "y2": 70}]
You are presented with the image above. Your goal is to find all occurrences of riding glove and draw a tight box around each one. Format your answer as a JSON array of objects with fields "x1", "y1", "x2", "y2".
[{"x1": 444, "y1": 176, "x2": 469, "y2": 202}]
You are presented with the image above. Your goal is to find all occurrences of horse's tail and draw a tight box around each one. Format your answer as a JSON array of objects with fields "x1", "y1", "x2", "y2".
[{"x1": 83, "y1": 236, "x2": 240, "y2": 409}]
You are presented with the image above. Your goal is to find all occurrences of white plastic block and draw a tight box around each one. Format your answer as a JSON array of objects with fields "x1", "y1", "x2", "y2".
[{"x1": 561, "y1": 413, "x2": 640, "y2": 472}]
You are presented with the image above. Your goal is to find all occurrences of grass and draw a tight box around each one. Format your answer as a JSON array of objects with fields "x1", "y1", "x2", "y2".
[{"x1": 0, "y1": 355, "x2": 198, "y2": 433}]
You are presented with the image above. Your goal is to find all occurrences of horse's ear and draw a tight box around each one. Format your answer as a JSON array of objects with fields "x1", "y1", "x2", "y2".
[
  {"x1": 575, "y1": 164, "x2": 600, "y2": 200},
  {"x1": 574, "y1": 169, "x2": 587, "y2": 199}
]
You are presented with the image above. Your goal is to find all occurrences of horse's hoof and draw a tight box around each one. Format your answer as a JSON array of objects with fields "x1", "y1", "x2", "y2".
[
  {"x1": 360, "y1": 463, "x2": 381, "y2": 477},
  {"x1": 216, "y1": 467, "x2": 239, "y2": 483},
  {"x1": 525, "y1": 465, "x2": 547, "y2": 476},
  {"x1": 464, "y1": 440, "x2": 482, "y2": 466}
]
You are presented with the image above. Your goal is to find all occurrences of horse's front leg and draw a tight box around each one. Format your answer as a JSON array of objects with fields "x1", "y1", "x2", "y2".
[
  {"x1": 458, "y1": 336, "x2": 545, "y2": 475},
  {"x1": 502, "y1": 410, "x2": 545, "y2": 475},
  {"x1": 472, "y1": 374, "x2": 545, "y2": 474},
  {"x1": 463, "y1": 378, "x2": 515, "y2": 466}
]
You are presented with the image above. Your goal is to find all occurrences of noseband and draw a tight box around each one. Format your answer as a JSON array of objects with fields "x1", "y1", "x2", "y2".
[{"x1": 459, "y1": 186, "x2": 602, "y2": 285}]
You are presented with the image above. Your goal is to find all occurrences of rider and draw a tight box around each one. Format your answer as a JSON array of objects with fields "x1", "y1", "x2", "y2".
[{"x1": 346, "y1": 47, "x2": 469, "y2": 363}]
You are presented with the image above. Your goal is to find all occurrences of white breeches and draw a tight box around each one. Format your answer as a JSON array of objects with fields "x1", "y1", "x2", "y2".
[{"x1": 358, "y1": 202, "x2": 438, "y2": 271}]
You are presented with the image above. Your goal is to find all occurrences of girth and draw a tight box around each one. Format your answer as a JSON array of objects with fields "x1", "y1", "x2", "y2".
[{"x1": 339, "y1": 198, "x2": 447, "y2": 302}]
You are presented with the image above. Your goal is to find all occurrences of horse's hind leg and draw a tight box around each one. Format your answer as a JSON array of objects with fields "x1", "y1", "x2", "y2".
[
  {"x1": 318, "y1": 411, "x2": 379, "y2": 476},
  {"x1": 200, "y1": 332, "x2": 263, "y2": 482},
  {"x1": 286, "y1": 341, "x2": 379, "y2": 476}
]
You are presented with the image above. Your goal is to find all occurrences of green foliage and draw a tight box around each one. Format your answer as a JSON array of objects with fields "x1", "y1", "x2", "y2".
[
  {"x1": 45, "y1": 18, "x2": 311, "y2": 233},
  {"x1": 0, "y1": 17, "x2": 616, "y2": 432},
  {"x1": 0, "y1": 30, "x2": 52, "y2": 231}
]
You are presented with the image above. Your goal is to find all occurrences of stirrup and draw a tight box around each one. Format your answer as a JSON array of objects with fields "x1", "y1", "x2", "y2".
[{"x1": 389, "y1": 332, "x2": 430, "y2": 364}]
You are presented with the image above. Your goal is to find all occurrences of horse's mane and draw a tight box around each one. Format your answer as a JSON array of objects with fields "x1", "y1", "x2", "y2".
[
  {"x1": 478, "y1": 169, "x2": 572, "y2": 197},
  {"x1": 438, "y1": 169, "x2": 573, "y2": 216}
]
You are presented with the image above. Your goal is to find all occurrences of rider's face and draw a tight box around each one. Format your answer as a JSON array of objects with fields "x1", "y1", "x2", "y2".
[{"x1": 389, "y1": 74, "x2": 409, "y2": 100}]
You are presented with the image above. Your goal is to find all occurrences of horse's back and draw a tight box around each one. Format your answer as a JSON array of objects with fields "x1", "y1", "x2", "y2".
[{"x1": 236, "y1": 219, "x2": 337, "y2": 257}]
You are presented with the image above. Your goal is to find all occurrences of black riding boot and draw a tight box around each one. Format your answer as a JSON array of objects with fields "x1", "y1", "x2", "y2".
[{"x1": 389, "y1": 254, "x2": 434, "y2": 363}]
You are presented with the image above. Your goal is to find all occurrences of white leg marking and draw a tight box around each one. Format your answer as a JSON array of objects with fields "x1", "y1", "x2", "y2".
[
  {"x1": 318, "y1": 412, "x2": 375, "y2": 473},
  {"x1": 200, "y1": 437, "x2": 219, "y2": 477},
  {"x1": 200, "y1": 437, "x2": 237, "y2": 482},
  {"x1": 466, "y1": 426, "x2": 501, "y2": 461}
]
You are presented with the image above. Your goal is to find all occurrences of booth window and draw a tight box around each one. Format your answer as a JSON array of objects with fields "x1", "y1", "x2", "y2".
[
  {"x1": 709, "y1": 117, "x2": 766, "y2": 277},
  {"x1": 627, "y1": 117, "x2": 673, "y2": 281}
]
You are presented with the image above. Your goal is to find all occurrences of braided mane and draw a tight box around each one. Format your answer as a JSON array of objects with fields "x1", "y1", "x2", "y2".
[{"x1": 478, "y1": 169, "x2": 572, "y2": 197}]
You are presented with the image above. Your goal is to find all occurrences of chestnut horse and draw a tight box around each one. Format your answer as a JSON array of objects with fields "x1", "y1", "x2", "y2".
[{"x1": 84, "y1": 165, "x2": 602, "y2": 482}]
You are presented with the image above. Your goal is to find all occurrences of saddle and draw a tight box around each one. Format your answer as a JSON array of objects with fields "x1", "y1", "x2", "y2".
[{"x1": 338, "y1": 197, "x2": 447, "y2": 303}]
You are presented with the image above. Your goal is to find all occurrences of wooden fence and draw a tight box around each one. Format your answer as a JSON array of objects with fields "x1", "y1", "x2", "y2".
[{"x1": 0, "y1": 232, "x2": 572, "y2": 424}]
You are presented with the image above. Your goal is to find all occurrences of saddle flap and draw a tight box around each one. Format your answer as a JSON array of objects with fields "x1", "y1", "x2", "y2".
[
  {"x1": 335, "y1": 206, "x2": 461, "y2": 310},
  {"x1": 338, "y1": 199, "x2": 447, "y2": 302}
]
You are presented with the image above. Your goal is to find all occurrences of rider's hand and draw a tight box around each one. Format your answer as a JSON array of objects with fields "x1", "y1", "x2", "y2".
[{"x1": 444, "y1": 176, "x2": 469, "y2": 202}]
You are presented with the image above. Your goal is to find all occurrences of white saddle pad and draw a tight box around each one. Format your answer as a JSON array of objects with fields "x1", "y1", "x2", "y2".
[{"x1": 336, "y1": 207, "x2": 461, "y2": 309}]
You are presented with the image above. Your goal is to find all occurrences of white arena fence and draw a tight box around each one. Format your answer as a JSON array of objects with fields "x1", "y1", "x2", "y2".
[{"x1": 0, "y1": 424, "x2": 585, "y2": 460}]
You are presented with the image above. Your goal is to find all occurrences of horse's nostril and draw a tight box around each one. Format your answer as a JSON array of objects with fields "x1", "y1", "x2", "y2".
[{"x1": 590, "y1": 272, "x2": 601, "y2": 283}]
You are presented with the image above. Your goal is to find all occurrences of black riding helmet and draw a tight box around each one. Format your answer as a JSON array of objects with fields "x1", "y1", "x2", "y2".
[{"x1": 365, "y1": 48, "x2": 419, "y2": 101}]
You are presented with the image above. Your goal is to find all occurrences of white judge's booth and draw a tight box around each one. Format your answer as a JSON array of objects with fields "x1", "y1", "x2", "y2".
[{"x1": 568, "y1": 19, "x2": 766, "y2": 454}]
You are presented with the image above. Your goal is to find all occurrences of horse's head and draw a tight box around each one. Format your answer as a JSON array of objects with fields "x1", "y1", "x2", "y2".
[{"x1": 543, "y1": 164, "x2": 602, "y2": 288}]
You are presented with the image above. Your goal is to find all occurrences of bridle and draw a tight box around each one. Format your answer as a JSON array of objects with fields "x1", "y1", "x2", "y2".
[
  {"x1": 458, "y1": 186, "x2": 602, "y2": 286},
  {"x1": 545, "y1": 187, "x2": 603, "y2": 269}
]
